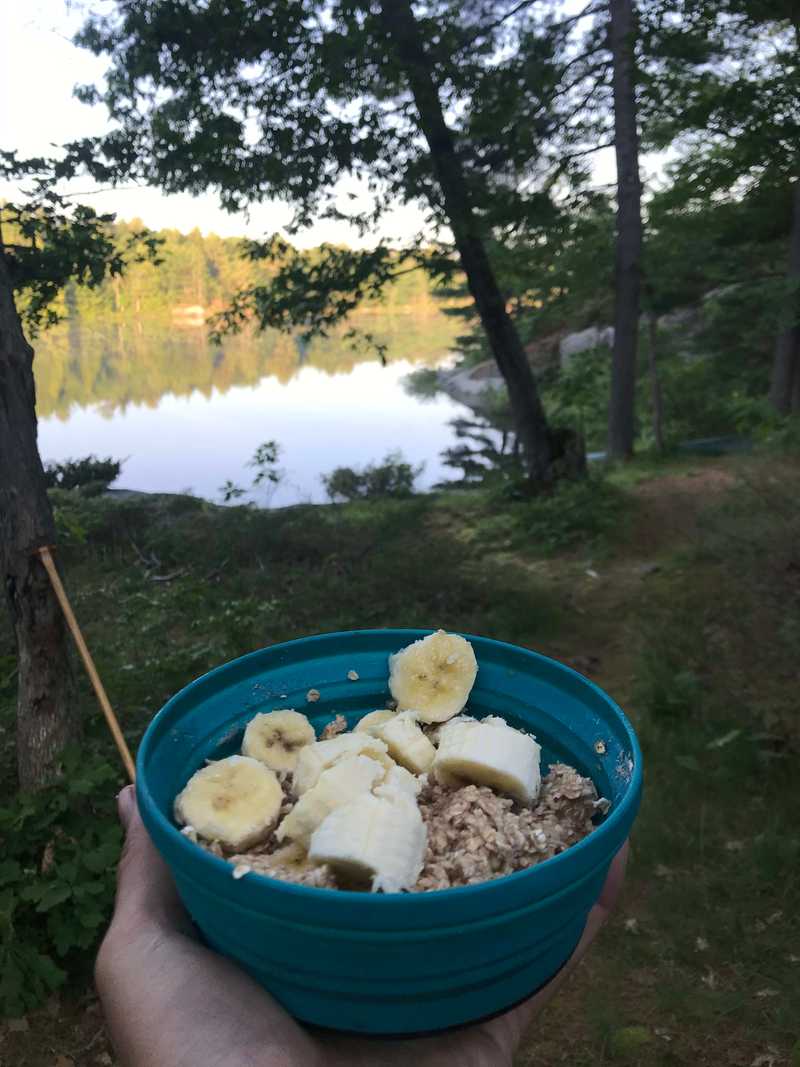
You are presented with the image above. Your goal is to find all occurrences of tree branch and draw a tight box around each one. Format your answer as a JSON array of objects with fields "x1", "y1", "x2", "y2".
[
  {"x1": 557, "y1": 139, "x2": 615, "y2": 162},
  {"x1": 460, "y1": 0, "x2": 603, "y2": 51},
  {"x1": 548, "y1": 59, "x2": 613, "y2": 103}
]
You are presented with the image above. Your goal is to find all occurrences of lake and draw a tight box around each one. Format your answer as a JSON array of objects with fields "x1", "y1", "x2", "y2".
[{"x1": 33, "y1": 312, "x2": 486, "y2": 506}]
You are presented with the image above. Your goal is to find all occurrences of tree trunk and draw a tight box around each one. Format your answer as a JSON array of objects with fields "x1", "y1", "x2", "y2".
[
  {"x1": 647, "y1": 312, "x2": 664, "y2": 452},
  {"x1": 0, "y1": 250, "x2": 77, "y2": 789},
  {"x1": 380, "y1": 0, "x2": 579, "y2": 486},
  {"x1": 769, "y1": 180, "x2": 800, "y2": 415},
  {"x1": 608, "y1": 0, "x2": 643, "y2": 460}
]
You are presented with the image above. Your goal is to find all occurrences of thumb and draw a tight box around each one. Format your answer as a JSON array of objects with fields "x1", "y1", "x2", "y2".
[{"x1": 113, "y1": 785, "x2": 194, "y2": 936}]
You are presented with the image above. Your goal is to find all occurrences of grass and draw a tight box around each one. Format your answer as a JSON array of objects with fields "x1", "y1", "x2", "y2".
[{"x1": 1, "y1": 451, "x2": 799, "y2": 1065}]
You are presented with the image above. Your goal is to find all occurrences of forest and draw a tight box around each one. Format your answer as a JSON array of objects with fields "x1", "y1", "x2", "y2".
[{"x1": 1, "y1": 1, "x2": 799, "y2": 1064}]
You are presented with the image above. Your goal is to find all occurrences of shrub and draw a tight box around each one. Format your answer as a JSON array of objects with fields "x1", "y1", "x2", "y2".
[
  {"x1": 0, "y1": 748, "x2": 123, "y2": 1016},
  {"x1": 43, "y1": 456, "x2": 122, "y2": 493},
  {"x1": 323, "y1": 451, "x2": 423, "y2": 502},
  {"x1": 218, "y1": 440, "x2": 284, "y2": 506},
  {"x1": 522, "y1": 475, "x2": 629, "y2": 555},
  {"x1": 402, "y1": 366, "x2": 441, "y2": 401}
]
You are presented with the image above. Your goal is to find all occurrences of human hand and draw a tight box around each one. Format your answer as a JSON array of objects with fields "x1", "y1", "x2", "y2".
[{"x1": 96, "y1": 786, "x2": 627, "y2": 1067}]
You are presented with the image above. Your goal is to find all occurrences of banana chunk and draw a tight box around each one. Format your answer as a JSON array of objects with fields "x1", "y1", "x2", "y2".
[
  {"x1": 174, "y1": 755, "x2": 283, "y2": 850},
  {"x1": 375, "y1": 764, "x2": 422, "y2": 800},
  {"x1": 292, "y1": 733, "x2": 392, "y2": 796},
  {"x1": 377, "y1": 710, "x2": 436, "y2": 774},
  {"x1": 276, "y1": 755, "x2": 385, "y2": 845},
  {"x1": 389, "y1": 630, "x2": 478, "y2": 724},
  {"x1": 354, "y1": 709, "x2": 395, "y2": 736},
  {"x1": 308, "y1": 792, "x2": 427, "y2": 893},
  {"x1": 242, "y1": 709, "x2": 315, "y2": 772},
  {"x1": 433, "y1": 717, "x2": 541, "y2": 805}
]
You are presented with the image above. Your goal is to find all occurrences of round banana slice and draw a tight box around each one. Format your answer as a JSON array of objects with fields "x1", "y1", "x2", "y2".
[
  {"x1": 354, "y1": 709, "x2": 396, "y2": 736},
  {"x1": 242, "y1": 709, "x2": 316, "y2": 772},
  {"x1": 174, "y1": 755, "x2": 283, "y2": 849},
  {"x1": 389, "y1": 630, "x2": 478, "y2": 724}
]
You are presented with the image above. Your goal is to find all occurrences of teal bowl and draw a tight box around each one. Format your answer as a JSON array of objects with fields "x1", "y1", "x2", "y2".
[{"x1": 136, "y1": 629, "x2": 642, "y2": 1034}]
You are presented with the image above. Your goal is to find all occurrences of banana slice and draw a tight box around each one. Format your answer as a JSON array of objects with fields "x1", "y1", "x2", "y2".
[
  {"x1": 375, "y1": 764, "x2": 422, "y2": 800},
  {"x1": 354, "y1": 709, "x2": 396, "y2": 736},
  {"x1": 433, "y1": 717, "x2": 541, "y2": 804},
  {"x1": 377, "y1": 711, "x2": 436, "y2": 774},
  {"x1": 174, "y1": 755, "x2": 283, "y2": 849},
  {"x1": 242, "y1": 709, "x2": 316, "y2": 772},
  {"x1": 389, "y1": 630, "x2": 478, "y2": 724},
  {"x1": 276, "y1": 755, "x2": 385, "y2": 845},
  {"x1": 425, "y1": 714, "x2": 475, "y2": 747},
  {"x1": 292, "y1": 733, "x2": 392, "y2": 796},
  {"x1": 308, "y1": 792, "x2": 427, "y2": 893}
]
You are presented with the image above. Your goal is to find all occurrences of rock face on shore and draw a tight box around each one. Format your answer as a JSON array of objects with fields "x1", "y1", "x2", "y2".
[{"x1": 436, "y1": 361, "x2": 507, "y2": 409}]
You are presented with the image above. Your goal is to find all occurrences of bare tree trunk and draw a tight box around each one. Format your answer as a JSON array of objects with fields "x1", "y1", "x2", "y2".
[
  {"x1": 608, "y1": 0, "x2": 643, "y2": 460},
  {"x1": 380, "y1": 0, "x2": 582, "y2": 486},
  {"x1": 769, "y1": 180, "x2": 800, "y2": 415},
  {"x1": 647, "y1": 311, "x2": 664, "y2": 452},
  {"x1": 0, "y1": 251, "x2": 77, "y2": 789}
]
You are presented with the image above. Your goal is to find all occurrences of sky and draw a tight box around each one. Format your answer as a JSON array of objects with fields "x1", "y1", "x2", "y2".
[{"x1": 0, "y1": 0, "x2": 617, "y2": 247}]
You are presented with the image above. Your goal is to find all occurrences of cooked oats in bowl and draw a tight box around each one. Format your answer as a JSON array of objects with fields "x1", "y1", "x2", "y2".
[{"x1": 137, "y1": 628, "x2": 642, "y2": 1034}]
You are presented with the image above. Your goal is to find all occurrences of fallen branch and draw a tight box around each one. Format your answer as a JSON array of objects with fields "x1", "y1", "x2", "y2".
[{"x1": 148, "y1": 568, "x2": 187, "y2": 583}]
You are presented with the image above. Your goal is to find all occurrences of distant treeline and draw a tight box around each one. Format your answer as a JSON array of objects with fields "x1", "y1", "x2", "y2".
[{"x1": 46, "y1": 220, "x2": 446, "y2": 324}]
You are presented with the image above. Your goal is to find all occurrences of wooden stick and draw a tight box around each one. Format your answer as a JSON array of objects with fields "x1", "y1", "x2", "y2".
[{"x1": 35, "y1": 545, "x2": 136, "y2": 783}]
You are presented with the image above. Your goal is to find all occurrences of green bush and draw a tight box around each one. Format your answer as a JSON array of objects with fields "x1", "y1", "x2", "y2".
[
  {"x1": 0, "y1": 747, "x2": 122, "y2": 1016},
  {"x1": 43, "y1": 456, "x2": 122, "y2": 493},
  {"x1": 541, "y1": 347, "x2": 611, "y2": 453},
  {"x1": 522, "y1": 475, "x2": 630, "y2": 555},
  {"x1": 323, "y1": 451, "x2": 423, "y2": 502},
  {"x1": 402, "y1": 366, "x2": 441, "y2": 401}
]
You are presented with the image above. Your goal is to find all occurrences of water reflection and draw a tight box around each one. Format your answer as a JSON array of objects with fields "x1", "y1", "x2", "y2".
[
  {"x1": 33, "y1": 312, "x2": 459, "y2": 420},
  {"x1": 33, "y1": 313, "x2": 484, "y2": 506}
]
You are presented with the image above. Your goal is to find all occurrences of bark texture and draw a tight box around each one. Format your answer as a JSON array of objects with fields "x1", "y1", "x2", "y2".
[
  {"x1": 608, "y1": 0, "x2": 644, "y2": 459},
  {"x1": 769, "y1": 180, "x2": 800, "y2": 415},
  {"x1": 0, "y1": 251, "x2": 76, "y2": 789},
  {"x1": 381, "y1": 0, "x2": 584, "y2": 485}
]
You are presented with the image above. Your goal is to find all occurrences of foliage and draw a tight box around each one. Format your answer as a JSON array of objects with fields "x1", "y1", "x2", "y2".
[
  {"x1": 542, "y1": 347, "x2": 612, "y2": 452},
  {"x1": 43, "y1": 456, "x2": 121, "y2": 493},
  {"x1": 401, "y1": 366, "x2": 441, "y2": 402},
  {"x1": 218, "y1": 440, "x2": 284, "y2": 505},
  {"x1": 520, "y1": 475, "x2": 629, "y2": 556},
  {"x1": 0, "y1": 747, "x2": 122, "y2": 1017},
  {"x1": 439, "y1": 414, "x2": 519, "y2": 486},
  {"x1": 72, "y1": 0, "x2": 609, "y2": 360},
  {"x1": 0, "y1": 152, "x2": 161, "y2": 332},
  {"x1": 322, "y1": 451, "x2": 423, "y2": 502}
]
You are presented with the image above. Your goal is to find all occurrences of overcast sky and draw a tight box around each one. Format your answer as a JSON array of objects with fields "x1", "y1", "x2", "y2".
[{"x1": 1, "y1": 0, "x2": 617, "y2": 246}]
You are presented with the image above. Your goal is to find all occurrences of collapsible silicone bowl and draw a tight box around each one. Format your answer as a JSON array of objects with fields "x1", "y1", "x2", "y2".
[{"x1": 137, "y1": 629, "x2": 642, "y2": 1035}]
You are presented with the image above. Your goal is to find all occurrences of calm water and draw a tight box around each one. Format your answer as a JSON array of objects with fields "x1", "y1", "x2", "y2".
[{"x1": 33, "y1": 316, "x2": 478, "y2": 506}]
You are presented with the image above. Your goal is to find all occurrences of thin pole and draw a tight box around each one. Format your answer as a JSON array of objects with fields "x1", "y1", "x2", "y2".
[{"x1": 35, "y1": 545, "x2": 136, "y2": 783}]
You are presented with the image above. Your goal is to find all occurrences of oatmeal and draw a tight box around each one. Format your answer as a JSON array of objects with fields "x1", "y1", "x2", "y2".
[
  {"x1": 177, "y1": 631, "x2": 608, "y2": 893},
  {"x1": 199, "y1": 761, "x2": 603, "y2": 891}
]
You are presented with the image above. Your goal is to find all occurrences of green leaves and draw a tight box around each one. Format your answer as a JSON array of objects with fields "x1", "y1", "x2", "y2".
[
  {"x1": 0, "y1": 149, "x2": 162, "y2": 332},
  {"x1": 0, "y1": 942, "x2": 65, "y2": 1019},
  {"x1": 0, "y1": 748, "x2": 122, "y2": 1015}
]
